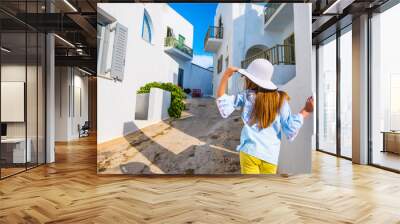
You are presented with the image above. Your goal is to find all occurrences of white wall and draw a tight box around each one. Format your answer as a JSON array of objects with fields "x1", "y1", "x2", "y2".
[
  {"x1": 97, "y1": 3, "x2": 194, "y2": 144},
  {"x1": 72, "y1": 72, "x2": 89, "y2": 139},
  {"x1": 183, "y1": 64, "x2": 213, "y2": 96},
  {"x1": 55, "y1": 67, "x2": 69, "y2": 141},
  {"x1": 54, "y1": 67, "x2": 89, "y2": 141},
  {"x1": 212, "y1": 3, "x2": 297, "y2": 96},
  {"x1": 148, "y1": 88, "x2": 171, "y2": 121},
  {"x1": 212, "y1": 4, "x2": 234, "y2": 97},
  {"x1": 1, "y1": 65, "x2": 40, "y2": 146}
]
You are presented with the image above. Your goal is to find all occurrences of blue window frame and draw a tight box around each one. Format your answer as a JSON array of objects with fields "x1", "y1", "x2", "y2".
[{"x1": 142, "y1": 10, "x2": 152, "y2": 43}]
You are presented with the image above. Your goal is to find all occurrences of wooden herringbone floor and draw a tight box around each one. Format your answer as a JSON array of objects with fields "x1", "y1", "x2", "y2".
[{"x1": 1, "y1": 135, "x2": 400, "y2": 223}]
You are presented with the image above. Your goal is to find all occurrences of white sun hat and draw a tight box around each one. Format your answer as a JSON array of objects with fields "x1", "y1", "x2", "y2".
[{"x1": 238, "y1": 58, "x2": 277, "y2": 90}]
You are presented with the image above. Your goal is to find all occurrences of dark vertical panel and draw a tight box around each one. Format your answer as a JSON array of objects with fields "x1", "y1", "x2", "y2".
[
  {"x1": 367, "y1": 11, "x2": 373, "y2": 165},
  {"x1": 336, "y1": 29, "x2": 341, "y2": 157},
  {"x1": 315, "y1": 44, "x2": 319, "y2": 150},
  {"x1": 72, "y1": 68, "x2": 75, "y2": 117},
  {"x1": 25, "y1": 0, "x2": 28, "y2": 171},
  {"x1": 27, "y1": 0, "x2": 39, "y2": 169},
  {"x1": 0, "y1": 22, "x2": 2, "y2": 180},
  {"x1": 37, "y1": 0, "x2": 39, "y2": 167},
  {"x1": 44, "y1": 7, "x2": 47, "y2": 165}
]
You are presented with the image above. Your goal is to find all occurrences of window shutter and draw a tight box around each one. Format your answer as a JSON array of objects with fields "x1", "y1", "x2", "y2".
[{"x1": 111, "y1": 23, "x2": 128, "y2": 81}]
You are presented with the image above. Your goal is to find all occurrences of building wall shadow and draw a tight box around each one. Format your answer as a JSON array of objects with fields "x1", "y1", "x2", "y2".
[{"x1": 97, "y1": 98, "x2": 242, "y2": 175}]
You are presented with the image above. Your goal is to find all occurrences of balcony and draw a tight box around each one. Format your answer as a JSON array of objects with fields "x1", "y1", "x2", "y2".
[
  {"x1": 264, "y1": 3, "x2": 293, "y2": 31},
  {"x1": 264, "y1": 3, "x2": 281, "y2": 24},
  {"x1": 164, "y1": 36, "x2": 193, "y2": 61},
  {"x1": 241, "y1": 44, "x2": 295, "y2": 68},
  {"x1": 241, "y1": 45, "x2": 296, "y2": 86},
  {"x1": 204, "y1": 26, "x2": 223, "y2": 52}
]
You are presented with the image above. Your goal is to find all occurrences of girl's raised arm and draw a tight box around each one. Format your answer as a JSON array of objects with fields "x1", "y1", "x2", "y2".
[
  {"x1": 217, "y1": 66, "x2": 239, "y2": 98},
  {"x1": 216, "y1": 66, "x2": 243, "y2": 118}
]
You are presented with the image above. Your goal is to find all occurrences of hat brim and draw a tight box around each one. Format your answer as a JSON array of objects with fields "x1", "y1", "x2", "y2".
[{"x1": 238, "y1": 68, "x2": 277, "y2": 90}]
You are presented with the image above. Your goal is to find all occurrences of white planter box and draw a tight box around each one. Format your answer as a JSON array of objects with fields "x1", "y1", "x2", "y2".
[
  {"x1": 134, "y1": 88, "x2": 171, "y2": 123},
  {"x1": 148, "y1": 88, "x2": 171, "y2": 121},
  {"x1": 135, "y1": 93, "x2": 150, "y2": 120}
]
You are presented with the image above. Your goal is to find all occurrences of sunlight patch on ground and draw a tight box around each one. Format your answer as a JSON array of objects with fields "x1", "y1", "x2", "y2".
[{"x1": 141, "y1": 122, "x2": 206, "y2": 155}]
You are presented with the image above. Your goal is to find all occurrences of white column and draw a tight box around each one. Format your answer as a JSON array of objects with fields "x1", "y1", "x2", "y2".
[
  {"x1": 45, "y1": 0, "x2": 55, "y2": 163},
  {"x1": 352, "y1": 14, "x2": 369, "y2": 164},
  {"x1": 278, "y1": 4, "x2": 314, "y2": 174},
  {"x1": 311, "y1": 45, "x2": 317, "y2": 151},
  {"x1": 46, "y1": 32, "x2": 55, "y2": 163}
]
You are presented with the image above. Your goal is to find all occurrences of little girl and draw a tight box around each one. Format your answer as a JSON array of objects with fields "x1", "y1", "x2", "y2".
[{"x1": 216, "y1": 59, "x2": 314, "y2": 174}]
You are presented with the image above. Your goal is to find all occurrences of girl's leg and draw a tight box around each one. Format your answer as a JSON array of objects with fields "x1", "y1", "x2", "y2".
[
  {"x1": 239, "y1": 151, "x2": 261, "y2": 174},
  {"x1": 259, "y1": 161, "x2": 278, "y2": 174}
]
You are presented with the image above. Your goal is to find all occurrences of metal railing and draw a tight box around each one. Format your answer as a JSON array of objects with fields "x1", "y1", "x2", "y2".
[
  {"x1": 204, "y1": 26, "x2": 223, "y2": 46},
  {"x1": 264, "y1": 3, "x2": 281, "y2": 24},
  {"x1": 164, "y1": 36, "x2": 193, "y2": 57},
  {"x1": 241, "y1": 44, "x2": 295, "y2": 68}
]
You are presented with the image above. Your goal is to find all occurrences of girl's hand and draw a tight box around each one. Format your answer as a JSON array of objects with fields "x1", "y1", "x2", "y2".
[
  {"x1": 217, "y1": 66, "x2": 240, "y2": 98},
  {"x1": 299, "y1": 96, "x2": 314, "y2": 118},
  {"x1": 227, "y1": 66, "x2": 240, "y2": 73},
  {"x1": 304, "y1": 96, "x2": 314, "y2": 113},
  {"x1": 224, "y1": 66, "x2": 240, "y2": 78}
]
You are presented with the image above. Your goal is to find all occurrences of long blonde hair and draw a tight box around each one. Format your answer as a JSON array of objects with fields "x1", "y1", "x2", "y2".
[{"x1": 245, "y1": 78, "x2": 289, "y2": 129}]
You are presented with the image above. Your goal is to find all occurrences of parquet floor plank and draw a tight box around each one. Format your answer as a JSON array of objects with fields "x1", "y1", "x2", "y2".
[{"x1": 0, "y1": 135, "x2": 400, "y2": 223}]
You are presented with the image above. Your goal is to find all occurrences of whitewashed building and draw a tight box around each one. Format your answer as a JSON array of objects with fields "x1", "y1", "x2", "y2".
[
  {"x1": 204, "y1": 3, "x2": 315, "y2": 174},
  {"x1": 205, "y1": 3, "x2": 311, "y2": 97},
  {"x1": 97, "y1": 3, "x2": 212, "y2": 144}
]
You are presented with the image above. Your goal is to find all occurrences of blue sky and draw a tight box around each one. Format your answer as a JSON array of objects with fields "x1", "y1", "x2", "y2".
[{"x1": 169, "y1": 3, "x2": 217, "y2": 68}]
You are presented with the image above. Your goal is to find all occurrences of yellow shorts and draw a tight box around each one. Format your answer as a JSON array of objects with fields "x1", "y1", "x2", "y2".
[{"x1": 240, "y1": 151, "x2": 277, "y2": 174}]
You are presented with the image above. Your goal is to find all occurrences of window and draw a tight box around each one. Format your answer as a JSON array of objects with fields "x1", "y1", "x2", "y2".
[
  {"x1": 178, "y1": 68, "x2": 184, "y2": 87},
  {"x1": 390, "y1": 74, "x2": 400, "y2": 129},
  {"x1": 178, "y1": 35, "x2": 185, "y2": 47},
  {"x1": 217, "y1": 16, "x2": 223, "y2": 38},
  {"x1": 284, "y1": 33, "x2": 295, "y2": 64},
  {"x1": 225, "y1": 46, "x2": 229, "y2": 68},
  {"x1": 97, "y1": 23, "x2": 111, "y2": 76},
  {"x1": 339, "y1": 27, "x2": 352, "y2": 158},
  {"x1": 97, "y1": 21, "x2": 128, "y2": 80},
  {"x1": 370, "y1": 3, "x2": 400, "y2": 171},
  {"x1": 142, "y1": 10, "x2": 152, "y2": 43},
  {"x1": 167, "y1": 27, "x2": 173, "y2": 37},
  {"x1": 317, "y1": 36, "x2": 337, "y2": 155},
  {"x1": 0, "y1": 2, "x2": 46, "y2": 179},
  {"x1": 316, "y1": 24, "x2": 353, "y2": 159},
  {"x1": 217, "y1": 55, "x2": 223, "y2": 73}
]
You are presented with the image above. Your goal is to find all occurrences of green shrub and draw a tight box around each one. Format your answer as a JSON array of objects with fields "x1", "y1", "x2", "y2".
[{"x1": 137, "y1": 82, "x2": 186, "y2": 118}]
